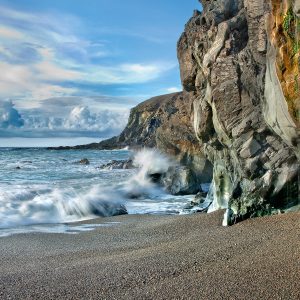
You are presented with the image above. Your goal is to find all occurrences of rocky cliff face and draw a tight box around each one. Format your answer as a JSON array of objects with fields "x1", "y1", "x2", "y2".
[
  {"x1": 114, "y1": 92, "x2": 213, "y2": 182},
  {"x1": 92, "y1": 92, "x2": 213, "y2": 183},
  {"x1": 54, "y1": 0, "x2": 299, "y2": 224},
  {"x1": 178, "y1": 0, "x2": 299, "y2": 224},
  {"x1": 270, "y1": 0, "x2": 300, "y2": 127}
]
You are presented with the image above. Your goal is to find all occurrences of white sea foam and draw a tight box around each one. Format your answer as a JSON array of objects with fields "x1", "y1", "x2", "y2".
[
  {"x1": 0, "y1": 148, "x2": 193, "y2": 233},
  {"x1": 133, "y1": 148, "x2": 173, "y2": 175},
  {"x1": 0, "y1": 222, "x2": 121, "y2": 237},
  {"x1": 0, "y1": 185, "x2": 126, "y2": 229},
  {"x1": 123, "y1": 148, "x2": 174, "y2": 198}
]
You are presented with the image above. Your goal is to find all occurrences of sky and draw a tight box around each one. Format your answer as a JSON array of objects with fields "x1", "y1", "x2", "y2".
[{"x1": 0, "y1": 0, "x2": 201, "y2": 147}]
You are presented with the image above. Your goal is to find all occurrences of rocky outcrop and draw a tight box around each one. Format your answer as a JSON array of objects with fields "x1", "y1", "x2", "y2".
[
  {"x1": 50, "y1": 0, "x2": 299, "y2": 224},
  {"x1": 156, "y1": 165, "x2": 200, "y2": 195},
  {"x1": 56, "y1": 92, "x2": 213, "y2": 184},
  {"x1": 98, "y1": 159, "x2": 134, "y2": 170},
  {"x1": 114, "y1": 92, "x2": 213, "y2": 182},
  {"x1": 270, "y1": 0, "x2": 300, "y2": 128},
  {"x1": 74, "y1": 158, "x2": 90, "y2": 165},
  {"x1": 178, "y1": 0, "x2": 299, "y2": 224}
]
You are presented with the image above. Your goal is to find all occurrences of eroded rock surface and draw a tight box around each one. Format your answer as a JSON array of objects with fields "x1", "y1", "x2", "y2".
[
  {"x1": 178, "y1": 0, "x2": 299, "y2": 224},
  {"x1": 98, "y1": 159, "x2": 134, "y2": 170},
  {"x1": 50, "y1": 0, "x2": 299, "y2": 223},
  {"x1": 77, "y1": 92, "x2": 213, "y2": 184}
]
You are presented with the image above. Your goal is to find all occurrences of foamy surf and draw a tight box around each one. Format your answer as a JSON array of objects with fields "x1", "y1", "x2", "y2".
[
  {"x1": 0, "y1": 148, "x2": 197, "y2": 236},
  {"x1": 0, "y1": 185, "x2": 126, "y2": 228}
]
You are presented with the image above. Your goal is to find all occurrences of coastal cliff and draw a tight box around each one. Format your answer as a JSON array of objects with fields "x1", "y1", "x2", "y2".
[
  {"x1": 179, "y1": 0, "x2": 299, "y2": 223},
  {"x1": 52, "y1": 0, "x2": 299, "y2": 223},
  {"x1": 54, "y1": 92, "x2": 213, "y2": 183}
]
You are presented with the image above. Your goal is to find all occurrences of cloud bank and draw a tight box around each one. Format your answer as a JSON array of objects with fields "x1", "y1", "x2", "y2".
[
  {"x1": 0, "y1": 100, "x2": 24, "y2": 129},
  {"x1": 0, "y1": 100, "x2": 129, "y2": 138}
]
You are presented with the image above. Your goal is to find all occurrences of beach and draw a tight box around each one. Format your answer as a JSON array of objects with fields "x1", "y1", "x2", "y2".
[{"x1": 0, "y1": 210, "x2": 299, "y2": 300}]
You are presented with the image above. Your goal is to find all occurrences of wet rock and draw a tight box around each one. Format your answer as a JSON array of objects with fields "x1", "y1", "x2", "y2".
[
  {"x1": 183, "y1": 202, "x2": 194, "y2": 210},
  {"x1": 183, "y1": 190, "x2": 210, "y2": 212},
  {"x1": 176, "y1": 0, "x2": 299, "y2": 222},
  {"x1": 75, "y1": 158, "x2": 90, "y2": 165},
  {"x1": 151, "y1": 166, "x2": 201, "y2": 195},
  {"x1": 149, "y1": 173, "x2": 162, "y2": 183},
  {"x1": 192, "y1": 191, "x2": 207, "y2": 205},
  {"x1": 90, "y1": 202, "x2": 127, "y2": 217},
  {"x1": 98, "y1": 159, "x2": 134, "y2": 170}
]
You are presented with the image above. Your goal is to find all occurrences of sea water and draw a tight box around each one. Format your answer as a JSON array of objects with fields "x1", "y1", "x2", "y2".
[{"x1": 0, "y1": 147, "x2": 194, "y2": 236}]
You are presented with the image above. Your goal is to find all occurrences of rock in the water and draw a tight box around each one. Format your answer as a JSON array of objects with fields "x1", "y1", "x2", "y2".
[
  {"x1": 148, "y1": 173, "x2": 162, "y2": 183},
  {"x1": 75, "y1": 158, "x2": 90, "y2": 165},
  {"x1": 192, "y1": 191, "x2": 207, "y2": 205},
  {"x1": 183, "y1": 190, "x2": 210, "y2": 212},
  {"x1": 145, "y1": 165, "x2": 201, "y2": 196},
  {"x1": 98, "y1": 159, "x2": 134, "y2": 170},
  {"x1": 90, "y1": 202, "x2": 128, "y2": 217}
]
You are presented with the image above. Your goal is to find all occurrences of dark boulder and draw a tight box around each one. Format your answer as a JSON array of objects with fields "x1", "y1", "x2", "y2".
[
  {"x1": 147, "y1": 165, "x2": 201, "y2": 196},
  {"x1": 74, "y1": 158, "x2": 90, "y2": 165},
  {"x1": 98, "y1": 159, "x2": 134, "y2": 170}
]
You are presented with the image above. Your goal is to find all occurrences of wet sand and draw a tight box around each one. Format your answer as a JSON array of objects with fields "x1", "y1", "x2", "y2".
[{"x1": 0, "y1": 211, "x2": 299, "y2": 300}]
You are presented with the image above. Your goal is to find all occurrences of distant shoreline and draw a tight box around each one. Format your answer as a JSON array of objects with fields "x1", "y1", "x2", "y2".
[{"x1": 0, "y1": 137, "x2": 104, "y2": 148}]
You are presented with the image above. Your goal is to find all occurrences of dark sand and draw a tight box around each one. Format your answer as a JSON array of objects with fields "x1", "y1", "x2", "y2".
[{"x1": 0, "y1": 211, "x2": 299, "y2": 300}]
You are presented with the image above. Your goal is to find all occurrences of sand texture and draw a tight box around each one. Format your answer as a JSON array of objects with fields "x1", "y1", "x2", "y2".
[{"x1": 0, "y1": 211, "x2": 299, "y2": 300}]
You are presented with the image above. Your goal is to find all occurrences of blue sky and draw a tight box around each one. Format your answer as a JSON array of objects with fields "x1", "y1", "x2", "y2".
[{"x1": 0, "y1": 0, "x2": 201, "y2": 146}]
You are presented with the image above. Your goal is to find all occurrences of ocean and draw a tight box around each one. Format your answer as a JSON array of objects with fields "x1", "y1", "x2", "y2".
[{"x1": 0, "y1": 147, "x2": 196, "y2": 236}]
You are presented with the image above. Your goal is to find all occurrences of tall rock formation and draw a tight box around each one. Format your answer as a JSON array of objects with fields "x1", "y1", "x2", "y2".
[
  {"x1": 178, "y1": 0, "x2": 299, "y2": 224},
  {"x1": 52, "y1": 0, "x2": 299, "y2": 224}
]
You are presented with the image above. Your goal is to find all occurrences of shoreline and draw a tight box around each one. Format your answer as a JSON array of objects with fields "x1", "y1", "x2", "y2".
[{"x1": 0, "y1": 211, "x2": 299, "y2": 299}]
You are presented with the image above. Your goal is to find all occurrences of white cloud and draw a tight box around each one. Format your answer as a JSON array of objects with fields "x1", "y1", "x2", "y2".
[
  {"x1": 0, "y1": 5, "x2": 176, "y2": 102},
  {"x1": 0, "y1": 5, "x2": 81, "y2": 41},
  {"x1": 36, "y1": 47, "x2": 55, "y2": 61},
  {"x1": 34, "y1": 61, "x2": 81, "y2": 82},
  {"x1": 63, "y1": 106, "x2": 128, "y2": 132},
  {"x1": 0, "y1": 46, "x2": 10, "y2": 56},
  {"x1": 166, "y1": 86, "x2": 181, "y2": 93},
  {"x1": 0, "y1": 100, "x2": 129, "y2": 138},
  {"x1": 29, "y1": 85, "x2": 78, "y2": 102},
  {"x1": 0, "y1": 62, "x2": 33, "y2": 96},
  {"x1": 84, "y1": 62, "x2": 175, "y2": 84},
  {"x1": 0, "y1": 61, "x2": 78, "y2": 100}
]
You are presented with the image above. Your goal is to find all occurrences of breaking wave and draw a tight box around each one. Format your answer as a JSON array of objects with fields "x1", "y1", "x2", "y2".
[
  {"x1": 122, "y1": 148, "x2": 174, "y2": 198},
  {"x1": 0, "y1": 148, "x2": 192, "y2": 230},
  {"x1": 0, "y1": 185, "x2": 126, "y2": 228}
]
